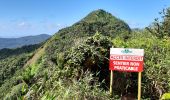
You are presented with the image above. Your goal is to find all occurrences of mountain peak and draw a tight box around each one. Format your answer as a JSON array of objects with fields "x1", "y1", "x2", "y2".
[
  {"x1": 71, "y1": 9, "x2": 130, "y2": 37},
  {"x1": 80, "y1": 9, "x2": 115, "y2": 23},
  {"x1": 90, "y1": 9, "x2": 109, "y2": 15}
]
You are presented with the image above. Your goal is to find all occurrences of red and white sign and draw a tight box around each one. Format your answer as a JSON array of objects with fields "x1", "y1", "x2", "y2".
[{"x1": 109, "y1": 48, "x2": 144, "y2": 72}]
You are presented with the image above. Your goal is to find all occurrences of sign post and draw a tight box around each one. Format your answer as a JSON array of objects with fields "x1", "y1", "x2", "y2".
[
  {"x1": 109, "y1": 48, "x2": 144, "y2": 100},
  {"x1": 110, "y1": 70, "x2": 113, "y2": 97},
  {"x1": 138, "y1": 72, "x2": 142, "y2": 100}
]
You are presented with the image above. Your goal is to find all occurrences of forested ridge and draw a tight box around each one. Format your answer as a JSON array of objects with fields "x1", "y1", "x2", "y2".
[{"x1": 0, "y1": 9, "x2": 170, "y2": 100}]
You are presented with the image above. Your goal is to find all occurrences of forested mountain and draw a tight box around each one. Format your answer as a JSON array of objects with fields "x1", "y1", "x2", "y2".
[
  {"x1": 0, "y1": 34, "x2": 51, "y2": 49},
  {"x1": 0, "y1": 9, "x2": 170, "y2": 100}
]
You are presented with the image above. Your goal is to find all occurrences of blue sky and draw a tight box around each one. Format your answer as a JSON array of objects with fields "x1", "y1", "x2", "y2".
[{"x1": 0, "y1": 0, "x2": 170, "y2": 38}]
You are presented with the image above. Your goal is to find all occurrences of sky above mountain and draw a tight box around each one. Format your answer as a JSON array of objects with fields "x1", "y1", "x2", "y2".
[{"x1": 0, "y1": 0, "x2": 170, "y2": 38}]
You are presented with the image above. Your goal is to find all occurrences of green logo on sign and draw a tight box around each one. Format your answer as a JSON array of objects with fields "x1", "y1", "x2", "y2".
[{"x1": 121, "y1": 49, "x2": 132, "y2": 53}]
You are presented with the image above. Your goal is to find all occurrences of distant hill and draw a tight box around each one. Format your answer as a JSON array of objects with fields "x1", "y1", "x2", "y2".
[{"x1": 0, "y1": 34, "x2": 51, "y2": 49}]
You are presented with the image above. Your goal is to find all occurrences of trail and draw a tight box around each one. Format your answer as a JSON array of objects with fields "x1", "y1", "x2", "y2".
[
  {"x1": 24, "y1": 36, "x2": 53, "y2": 67},
  {"x1": 24, "y1": 45, "x2": 46, "y2": 67}
]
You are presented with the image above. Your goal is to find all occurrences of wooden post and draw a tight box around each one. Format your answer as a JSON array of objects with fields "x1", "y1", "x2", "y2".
[
  {"x1": 138, "y1": 72, "x2": 142, "y2": 100},
  {"x1": 110, "y1": 70, "x2": 113, "y2": 97}
]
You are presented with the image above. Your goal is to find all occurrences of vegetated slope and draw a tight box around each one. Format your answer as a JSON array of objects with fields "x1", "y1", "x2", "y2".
[
  {"x1": 1, "y1": 9, "x2": 170, "y2": 100},
  {"x1": 0, "y1": 44, "x2": 41, "y2": 60},
  {"x1": 27, "y1": 9, "x2": 170, "y2": 100},
  {"x1": 24, "y1": 43, "x2": 47, "y2": 67},
  {"x1": 0, "y1": 34, "x2": 51, "y2": 49},
  {"x1": 45, "y1": 9, "x2": 131, "y2": 60},
  {"x1": 0, "y1": 44, "x2": 42, "y2": 88},
  {"x1": 0, "y1": 9, "x2": 131, "y2": 99}
]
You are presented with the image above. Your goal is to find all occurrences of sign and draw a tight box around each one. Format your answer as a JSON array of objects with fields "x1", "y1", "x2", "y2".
[
  {"x1": 109, "y1": 48, "x2": 144, "y2": 72},
  {"x1": 109, "y1": 48, "x2": 144, "y2": 99}
]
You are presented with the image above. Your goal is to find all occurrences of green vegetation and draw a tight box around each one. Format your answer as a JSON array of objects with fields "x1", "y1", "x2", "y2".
[
  {"x1": 0, "y1": 44, "x2": 41, "y2": 97},
  {"x1": 0, "y1": 44, "x2": 41, "y2": 59},
  {"x1": 113, "y1": 30, "x2": 170, "y2": 99},
  {"x1": 161, "y1": 93, "x2": 170, "y2": 100},
  {"x1": 0, "y1": 9, "x2": 170, "y2": 100}
]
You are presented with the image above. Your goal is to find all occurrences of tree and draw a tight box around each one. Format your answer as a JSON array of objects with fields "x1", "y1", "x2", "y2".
[{"x1": 146, "y1": 7, "x2": 170, "y2": 38}]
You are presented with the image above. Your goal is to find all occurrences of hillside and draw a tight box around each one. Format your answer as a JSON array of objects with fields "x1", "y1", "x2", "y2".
[
  {"x1": 45, "y1": 9, "x2": 131, "y2": 59},
  {"x1": 0, "y1": 44, "x2": 41, "y2": 89},
  {"x1": 0, "y1": 44, "x2": 42, "y2": 60},
  {"x1": 0, "y1": 9, "x2": 170, "y2": 100},
  {"x1": 0, "y1": 34, "x2": 51, "y2": 49}
]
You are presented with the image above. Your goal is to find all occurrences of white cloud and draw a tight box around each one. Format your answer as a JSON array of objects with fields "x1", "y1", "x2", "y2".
[
  {"x1": 18, "y1": 22, "x2": 26, "y2": 26},
  {"x1": 126, "y1": 20, "x2": 144, "y2": 28},
  {"x1": 17, "y1": 21, "x2": 32, "y2": 29}
]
